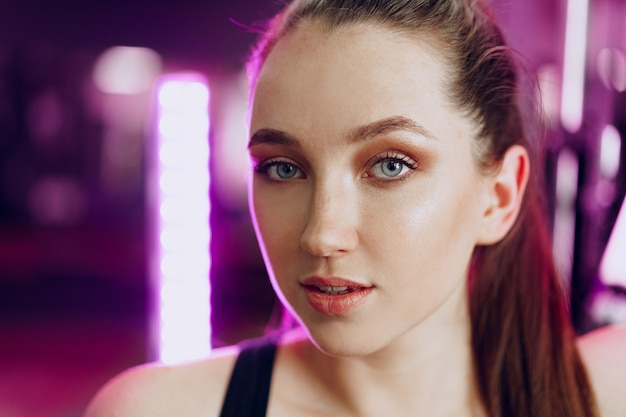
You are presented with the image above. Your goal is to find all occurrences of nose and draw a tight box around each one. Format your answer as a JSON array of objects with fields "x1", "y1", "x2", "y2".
[{"x1": 300, "y1": 182, "x2": 359, "y2": 257}]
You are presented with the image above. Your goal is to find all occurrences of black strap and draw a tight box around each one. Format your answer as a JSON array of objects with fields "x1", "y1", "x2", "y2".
[{"x1": 218, "y1": 336, "x2": 279, "y2": 417}]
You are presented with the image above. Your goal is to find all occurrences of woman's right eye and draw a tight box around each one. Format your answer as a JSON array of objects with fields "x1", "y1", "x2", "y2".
[{"x1": 256, "y1": 160, "x2": 304, "y2": 181}]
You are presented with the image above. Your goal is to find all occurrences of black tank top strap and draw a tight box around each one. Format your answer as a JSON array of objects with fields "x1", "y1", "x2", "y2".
[{"x1": 218, "y1": 334, "x2": 280, "y2": 417}]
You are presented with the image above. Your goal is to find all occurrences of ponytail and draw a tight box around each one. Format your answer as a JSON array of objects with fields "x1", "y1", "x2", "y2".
[{"x1": 470, "y1": 184, "x2": 598, "y2": 416}]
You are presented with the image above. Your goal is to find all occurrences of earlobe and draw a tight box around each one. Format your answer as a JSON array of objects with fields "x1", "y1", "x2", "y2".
[{"x1": 477, "y1": 145, "x2": 530, "y2": 245}]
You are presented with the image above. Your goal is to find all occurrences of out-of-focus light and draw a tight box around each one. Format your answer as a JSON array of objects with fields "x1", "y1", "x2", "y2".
[
  {"x1": 600, "y1": 124, "x2": 622, "y2": 179},
  {"x1": 597, "y1": 48, "x2": 626, "y2": 92},
  {"x1": 600, "y1": 196, "x2": 626, "y2": 287},
  {"x1": 560, "y1": 0, "x2": 590, "y2": 133},
  {"x1": 94, "y1": 46, "x2": 162, "y2": 95},
  {"x1": 537, "y1": 64, "x2": 561, "y2": 129},
  {"x1": 159, "y1": 80, "x2": 209, "y2": 109},
  {"x1": 553, "y1": 149, "x2": 579, "y2": 283},
  {"x1": 149, "y1": 74, "x2": 211, "y2": 364},
  {"x1": 28, "y1": 176, "x2": 86, "y2": 225},
  {"x1": 590, "y1": 290, "x2": 626, "y2": 325},
  {"x1": 212, "y1": 71, "x2": 251, "y2": 211},
  {"x1": 555, "y1": 149, "x2": 579, "y2": 204}
]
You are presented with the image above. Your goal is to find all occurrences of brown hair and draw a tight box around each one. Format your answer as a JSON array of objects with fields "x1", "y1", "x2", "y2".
[{"x1": 248, "y1": 1, "x2": 598, "y2": 416}]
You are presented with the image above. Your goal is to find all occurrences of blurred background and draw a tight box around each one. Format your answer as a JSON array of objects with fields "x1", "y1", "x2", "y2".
[{"x1": 0, "y1": 0, "x2": 625, "y2": 416}]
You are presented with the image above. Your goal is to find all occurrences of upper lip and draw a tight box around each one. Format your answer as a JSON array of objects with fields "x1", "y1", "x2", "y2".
[{"x1": 301, "y1": 276, "x2": 373, "y2": 289}]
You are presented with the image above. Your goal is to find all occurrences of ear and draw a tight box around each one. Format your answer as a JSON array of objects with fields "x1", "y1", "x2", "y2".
[{"x1": 477, "y1": 145, "x2": 530, "y2": 245}]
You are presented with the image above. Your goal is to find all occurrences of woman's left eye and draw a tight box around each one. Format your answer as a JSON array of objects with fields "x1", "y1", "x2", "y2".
[{"x1": 368, "y1": 154, "x2": 417, "y2": 179}]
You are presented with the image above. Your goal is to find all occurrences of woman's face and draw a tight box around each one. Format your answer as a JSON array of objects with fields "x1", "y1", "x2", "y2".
[{"x1": 249, "y1": 22, "x2": 493, "y2": 356}]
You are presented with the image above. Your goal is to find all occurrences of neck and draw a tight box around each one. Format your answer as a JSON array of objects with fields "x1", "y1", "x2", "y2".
[{"x1": 285, "y1": 284, "x2": 486, "y2": 417}]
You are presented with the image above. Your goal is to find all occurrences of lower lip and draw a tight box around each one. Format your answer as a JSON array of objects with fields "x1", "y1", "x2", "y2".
[{"x1": 303, "y1": 286, "x2": 373, "y2": 315}]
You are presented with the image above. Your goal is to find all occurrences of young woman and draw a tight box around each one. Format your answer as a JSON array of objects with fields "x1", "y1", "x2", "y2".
[{"x1": 85, "y1": 1, "x2": 626, "y2": 416}]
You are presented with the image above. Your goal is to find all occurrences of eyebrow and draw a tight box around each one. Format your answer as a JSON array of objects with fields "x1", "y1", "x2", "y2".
[
  {"x1": 248, "y1": 115, "x2": 436, "y2": 148},
  {"x1": 248, "y1": 128, "x2": 298, "y2": 148},
  {"x1": 349, "y1": 116, "x2": 437, "y2": 142}
]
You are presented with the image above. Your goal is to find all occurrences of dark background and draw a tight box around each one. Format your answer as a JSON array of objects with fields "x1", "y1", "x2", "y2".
[{"x1": 0, "y1": 1, "x2": 625, "y2": 416}]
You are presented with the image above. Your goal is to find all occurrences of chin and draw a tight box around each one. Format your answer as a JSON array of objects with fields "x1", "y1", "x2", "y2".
[{"x1": 301, "y1": 321, "x2": 390, "y2": 358}]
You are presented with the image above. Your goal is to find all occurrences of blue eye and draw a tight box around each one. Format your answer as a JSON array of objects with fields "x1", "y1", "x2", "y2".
[
  {"x1": 370, "y1": 156, "x2": 416, "y2": 179},
  {"x1": 255, "y1": 159, "x2": 304, "y2": 181},
  {"x1": 379, "y1": 160, "x2": 405, "y2": 177},
  {"x1": 271, "y1": 162, "x2": 299, "y2": 179}
]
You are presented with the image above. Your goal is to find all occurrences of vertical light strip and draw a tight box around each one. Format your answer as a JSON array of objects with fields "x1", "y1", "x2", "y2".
[
  {"x1": 599, "y1": 124, "x2": 622, "y2": 180},
  {"x1": 599, "y1": 125, "x2": 624, "y2": 286},
  {"x1": 560, "y1": 0, "x2": 590, "y2": 133},
  {"x1": 152, "y1": 74, "x2": 211, "y2": 364},
  {"x1": 553, "y1": 149, "x2": 579, "y2": 285},
  {"x1": 600, "y1": 196, "x2": 626, "y2": 287}
]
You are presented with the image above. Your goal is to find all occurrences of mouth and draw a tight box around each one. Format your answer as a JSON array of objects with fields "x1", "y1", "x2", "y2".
[
  {"x1": 313, "y1": 285, "x2": 352, "y2": 295},
  {"x1": 306, "y1": 285, "x2": 364, "y2": 295},
  {"x1": 301, "y1": 276, "x2": 372, "y2": 293},
  {"x1": 300, "y1": 277, "x2": 374, "y2": 315}
]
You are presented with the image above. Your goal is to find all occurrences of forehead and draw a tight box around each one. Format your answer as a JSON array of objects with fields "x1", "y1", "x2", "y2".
[{"x1": 251, "y1": 21, "x2": 470, "y2": 143}]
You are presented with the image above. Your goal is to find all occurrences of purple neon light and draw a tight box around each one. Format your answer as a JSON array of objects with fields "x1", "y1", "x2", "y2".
[
  {"x1": 151, "y1": 74, "x2": 211, "y2": 364},
  {"x1": 600, "y1": 125, "x2": 622, "y2": 180},
  {"x1": 560, "y1": 0, "x2": 589, "y2": 133},
  {"x1": 553, "y1": 149, "x2": 579, "y2": 284}
]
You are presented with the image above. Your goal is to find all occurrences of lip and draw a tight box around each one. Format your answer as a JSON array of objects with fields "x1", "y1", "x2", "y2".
[{"x1": 301, "y1": 276, "x2": 374, "y2": 315}]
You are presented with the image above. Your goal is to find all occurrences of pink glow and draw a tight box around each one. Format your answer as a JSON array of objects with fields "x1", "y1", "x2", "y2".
[
  {"x1": 553, "y1": 149, "x2": 579, "y2": 284},
  {"x1": 597, "y1": 48, "x2": 626, "y2": 92},
  {"x1": 600, "y1": 196, "x2": 626, "y2": 287},
  {"x1": 600, "y1": 124, "x2": 622, "y2": 180},
  {"x1": 212, "y1": 71, "x2": 251, "y2": 211},
  {"x1": 150, "y1": 74, "x2": 211, "y2": 364},
  {"x1": 560, "y1": 0, "x2": 589, "y2": 133},
  {"x1": 93, "y1": 46, "x2": 162, "y2": 95}
]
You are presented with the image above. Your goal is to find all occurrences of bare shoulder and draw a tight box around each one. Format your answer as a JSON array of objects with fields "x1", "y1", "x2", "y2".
[
  {"x1": 83, "y1": 346, "x2": 239, "y2": 417},
  {"x1": 577, "y1": 324, "x2": 626, "y2": 417}
]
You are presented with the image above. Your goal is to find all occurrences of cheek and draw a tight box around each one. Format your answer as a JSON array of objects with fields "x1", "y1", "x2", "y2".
[
  {"x1": 251, "y1": 183, "x2": 305, "y2": 268},
  {"x1": 362, "y1": 180, "x2": 482, "y2": 281}
]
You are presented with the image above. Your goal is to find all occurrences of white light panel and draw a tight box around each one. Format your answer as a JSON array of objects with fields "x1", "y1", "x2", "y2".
[{"x1": 150, "y1": 74, "x2": 211, "y2": 364}]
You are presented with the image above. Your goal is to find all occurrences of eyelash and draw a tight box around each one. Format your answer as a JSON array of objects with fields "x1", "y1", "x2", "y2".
[
  {"x1": 253, "y1": 158, "x2": 305, "y2": 181},
  {"x1": 252, "y1": 151, "x2": 419, "y2": 182},
  {"x1": 366, "y1": 152, "x2": 419, "y2": 181}
]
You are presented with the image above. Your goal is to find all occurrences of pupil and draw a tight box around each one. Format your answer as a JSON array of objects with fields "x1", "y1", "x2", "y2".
[
  {"x1": 278, "y1": 163, "x2": 295, "y2": 178},
  {"x1": 383, "y1": 161, "x2": 401, "y2": 176}
]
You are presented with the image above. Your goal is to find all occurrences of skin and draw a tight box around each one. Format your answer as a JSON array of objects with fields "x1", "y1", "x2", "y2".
[
  {"x1": 578, "y1": 326, "x2": 626, "y2": 417},
  {"x1": 249, "y1": 21, "x2": 500, "y2": 359},
  {"x1": 83, "y1": 21, "x2": 626, "y2": 417},
  {"x1": 249, "y1": 21, "x2": 513, "y2": 416}
]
